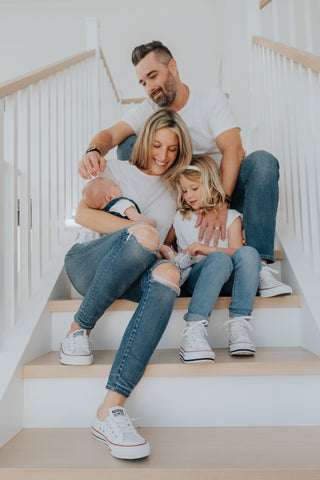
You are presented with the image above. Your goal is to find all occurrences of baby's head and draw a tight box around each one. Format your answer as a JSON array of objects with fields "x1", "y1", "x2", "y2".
[
  {"x1": 176, "y1": 155, "x2": 225, "y2": 217},
  {"x1": 82, "y1": 177, "x2": 122, "y2": 210}
]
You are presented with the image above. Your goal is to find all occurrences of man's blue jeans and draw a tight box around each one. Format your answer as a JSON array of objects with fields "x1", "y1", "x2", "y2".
[
  {"x1": 64, "y1": 227, "x2": 178, "y2": 398},
  {"x1": 181, "y1": 246, "x2": 261, "y2": 321},
  {"x1": 118, "y1": 136, "x2": 279, "y2": 263}
]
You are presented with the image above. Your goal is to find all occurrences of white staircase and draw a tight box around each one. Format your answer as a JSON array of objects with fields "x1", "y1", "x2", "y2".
[{"x1": 1, "y1": 261, "x2": 320, "y2": 478}]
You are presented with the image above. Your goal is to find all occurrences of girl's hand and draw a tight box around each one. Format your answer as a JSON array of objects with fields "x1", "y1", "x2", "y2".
[{"x1": 183, "y1": 242, "x2": 214, "y2": 256}]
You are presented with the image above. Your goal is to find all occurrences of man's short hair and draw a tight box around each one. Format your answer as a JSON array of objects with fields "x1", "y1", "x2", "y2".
[{"x1": 131, "y1": 41, "x2": 173, "y2": 67}]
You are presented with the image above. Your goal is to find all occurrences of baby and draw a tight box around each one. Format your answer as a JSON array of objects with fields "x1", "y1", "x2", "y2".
[{"x1": 82, "y1": 177, "x2": 156, "y2": 227}]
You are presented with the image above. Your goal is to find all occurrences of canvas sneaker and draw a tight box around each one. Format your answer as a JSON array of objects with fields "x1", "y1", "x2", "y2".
[
  {"x1": 180, "y1": 320, "x2": 215, "y2": 363},
  {"x1": 258, "y1": 263, "x2": 292, "y2": 297},
  {"x1": 176, "y1": 252, "x2": 197, "y2": 270},
  {"x1": 91, "y1": 406, "x2": 150, "y2": 459},
  {"x1": 59, "y1": 329, "x2": 93, "y2": 365},
  {"x1": 179, "y1": 266, "x2": 191, "y2": 286},
  {"x1": 226, "y1": 316, "x2": 256, "y2": 356}
]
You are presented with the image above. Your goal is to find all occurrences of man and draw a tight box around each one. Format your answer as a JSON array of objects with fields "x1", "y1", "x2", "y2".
[{"x1": 78, "y1": 40, "x2": 292, "y2": 298}]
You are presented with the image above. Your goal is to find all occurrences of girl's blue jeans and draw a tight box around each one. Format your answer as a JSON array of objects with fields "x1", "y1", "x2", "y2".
[
  {"x1": 64, "y1": 227, "x2": 178, "y2": 398},
  {"x1": 181, "y1": 246, "x2": 261, "y2": 322}
]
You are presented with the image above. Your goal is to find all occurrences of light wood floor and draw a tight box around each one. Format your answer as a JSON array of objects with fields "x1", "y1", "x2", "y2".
[
  {"x1": 1, "y1": 426, "x2": 320, "y2": 479},
  {"x1": 22, "y1": 347, "x2": 320, "y2": 379}
]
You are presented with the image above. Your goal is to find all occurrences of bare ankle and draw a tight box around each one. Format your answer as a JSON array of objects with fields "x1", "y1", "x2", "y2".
[{"x1": 67, "y1": 322, "x2": 90, "y2": 337}]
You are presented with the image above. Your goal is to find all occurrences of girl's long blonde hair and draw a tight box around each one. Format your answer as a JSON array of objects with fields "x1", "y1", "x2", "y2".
[
  {"x1": 176, "y1": 155, "x2": 226, "y2": 218},
  {"x1": 130, "y1": 108, "x2": 192, "y2": 188}
]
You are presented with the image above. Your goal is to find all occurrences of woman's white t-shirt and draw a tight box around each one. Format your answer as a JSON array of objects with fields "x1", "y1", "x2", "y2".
[
  {"x1": 77, "y1": 159, "x2": 177, "y2": 244},
  {"x1": 173, "y1": 209, "x2": 241, "y2": 252}
]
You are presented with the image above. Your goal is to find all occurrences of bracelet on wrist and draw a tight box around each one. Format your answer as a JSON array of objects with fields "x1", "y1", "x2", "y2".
[
  {"x1": 85, "y1": 145, "x2": 102, "y2": 156},
  {"x1": 225, "y1": 194, "x2": 232, "y2": 206}
]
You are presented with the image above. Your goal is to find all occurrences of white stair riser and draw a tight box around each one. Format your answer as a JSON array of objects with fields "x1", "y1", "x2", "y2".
[
  {"x1": 23, "y1": 375, "x2": 320, "y2": 428},
  {"x1": 51, "y1": 307, "x2": 301, "y2": 350}
]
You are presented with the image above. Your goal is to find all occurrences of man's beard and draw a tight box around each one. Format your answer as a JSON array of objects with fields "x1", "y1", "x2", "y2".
[{"x1": 150, "y1": 74, "x2": 177, "y2": 107}]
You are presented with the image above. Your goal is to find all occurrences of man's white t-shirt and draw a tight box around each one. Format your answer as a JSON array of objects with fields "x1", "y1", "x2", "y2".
[
  {"x1": 173, "y1": 209, "x2": 241, "y2": 252},
  {"x1": 77, "y1": 159, "x2": 177, "y2": 244},
  {"x1": 121, "y1": 85, "x2": 240, "y2": 165}
]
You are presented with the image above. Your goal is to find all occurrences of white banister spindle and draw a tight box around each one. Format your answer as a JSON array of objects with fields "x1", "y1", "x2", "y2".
[
  {"x1": 71, "y1": 64, "x2": 79, "y2": 215},
  {"x1": 29, "y1": 84, "x2": 41, "y2": 293},
  {"x1": 0, "y1": 47, "x2": 122, "y2": 329},
  {"x1": 296, "y1": 65, "x2": 311, "y2": 255},
  {"x1": 305, "y1": 69, "x2": 320, "y2": 271},
  {"x1": 0, "y1": 99, "x2": 5, "y2": 331},
  {"x1": 252, "y1": 34, "x2": 320, "y2": 276},
  {"x1": 57, "y1": 71, "x2": 66, "y2": 243},
  {"x1": 49, "y1": 75, "x2": 59, "y2": 258},
  {"x1": 40, "y1": 79, "x2": 51, "y2": 274},
  {"x1": 3, "y1": 95, "x2": 18, "y2": 326},
  {"x1": 17, "y1": 89, "x2": 31, "y2": 309},
  {"x1": 64, "y1": 67, "x2": 72, "y2": 220}
]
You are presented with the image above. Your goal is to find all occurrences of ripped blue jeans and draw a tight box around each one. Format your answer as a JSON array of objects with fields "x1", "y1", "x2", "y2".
[{"x1": 64, "y1": 225, "x2": 178, "y2": 397}]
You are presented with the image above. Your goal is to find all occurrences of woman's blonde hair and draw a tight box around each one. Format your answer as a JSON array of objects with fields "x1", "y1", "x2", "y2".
[
  {"x1": 130, "y1": 108, "x2": 192, "y2": 187},
  {"x1": 176, "y1": 155, "x2": 226, "y2": 218}
]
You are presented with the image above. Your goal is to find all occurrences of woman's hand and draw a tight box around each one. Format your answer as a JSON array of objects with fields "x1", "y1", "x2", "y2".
[
  {"x1": 195, "y1": 205, "x2": 228, "y2": 246},
  {"x1": 183, "y1": 242, "x2": 215, "y2": 256}
]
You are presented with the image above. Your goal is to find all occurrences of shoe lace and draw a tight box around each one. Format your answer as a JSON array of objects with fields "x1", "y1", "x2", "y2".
[
  {"x1": 113, "y1": 412, "x2": 138, "y2": 436},
  {"x1": 70, "y1": 331, "x2": 92, "y2": 352},
  {"x1": 225, "y1": 316, "x2": 254, "y2": 341},
  {"x1": 259, "y1": 264, "x2": 279, "y2": 286},
  {"x1": 182, "y1": 320, "x2": 209, "y2": 346}
]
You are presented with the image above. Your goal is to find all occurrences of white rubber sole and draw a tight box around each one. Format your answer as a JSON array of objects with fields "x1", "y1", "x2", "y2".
[
  {"x1": 91, "y1": 425, "x2": 150, "y2": 460},
  {"x1": 59, "y1": 347, "x2": 93, "y2": 365},
  {"x1": 258, "y1": 285, "x2": 293, "y2": 297},
  {"x1": 180, "y1": 348, "x2": 215, "y2": 363}
]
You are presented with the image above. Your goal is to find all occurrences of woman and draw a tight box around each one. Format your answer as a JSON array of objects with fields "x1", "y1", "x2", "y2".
[{"x1": 59, "y1": 108, "x2": 192, "y2": 460}]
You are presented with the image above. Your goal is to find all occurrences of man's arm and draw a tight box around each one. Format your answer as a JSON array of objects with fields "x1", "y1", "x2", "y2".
[
  {"x1": 197, "y1": 127, "x2": 245, "y2": 246},
  {"x1": 216, "y1": 127, "x2": 245, "y2": 197},
  {"x1": 78, "y1": 121, "x2": 135, "y2": 180}
]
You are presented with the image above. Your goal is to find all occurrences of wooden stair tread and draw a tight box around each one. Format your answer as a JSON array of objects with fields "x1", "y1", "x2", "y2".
[
  {"x1": 22, "y1": 347, "x2": 320, "y2": 379},
  {"x1": 1, "y1": 426, "x2": 320, "y2": 478},
  {"x1": 50, "y1": 295, "x2": 301, "y2": 312}
]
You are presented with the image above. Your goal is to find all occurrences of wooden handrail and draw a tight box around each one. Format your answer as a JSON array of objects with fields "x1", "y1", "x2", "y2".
[
  {"x1": 121, "y1": 97, "x2": 146, "y2": 104},
  {"x1": 0, "y1": 50, "x2": 96, "y2": 98},
  {"x1": 260, "y1": 0, "x2": 271, "y2": 9},
  {"x1": 99, "y1": 47, "x2": 120, "y2": 102},
  {"x1": 252, "y1": 36, "x2": 320, "y2": 74},
  {"x1": 0, "y1": 47, "x2": 146, "y2": 104},
  {"x1": 99, "y1": 48, "x2": 145, "y2": 105}
]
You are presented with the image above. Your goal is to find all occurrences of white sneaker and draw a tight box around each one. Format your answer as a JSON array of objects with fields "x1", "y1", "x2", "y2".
[
  {"x1": 91, "y1": 406, "x2": 150, "y2": 459},
  {"x1": 176, "y1": 252, "x2": 196, "y2": 270},
  {"x1": 258, "y1": 263, "x2": 292, "y2": 297},
  {"x1": 179, "y1": 266, "x2": 191, "y2": 286},
  {"x1": 226, "y1": 317, "x2": 255, "y2": 356},
  {"x1": 180, "y1": 320, "x2": 215, "y2": 363},
  {"x1": 59, "y1": 329, "x2": 93, "y2": 365}
]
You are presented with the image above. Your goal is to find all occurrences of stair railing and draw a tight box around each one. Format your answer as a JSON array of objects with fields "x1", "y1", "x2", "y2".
[
  {"x1": 251, "y1": 35, "x2": 320, "y2": 332},
  {"x1": 0, "y1": 48, "x2": 121, "y2": 336}
]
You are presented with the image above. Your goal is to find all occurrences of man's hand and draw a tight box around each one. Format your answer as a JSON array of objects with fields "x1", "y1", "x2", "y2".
[
  {"x1": 78, "y1": 151, "x2": 106, "y2": 180},
  {"x1": 195, "y1": 205, "x2": 228, "y2": 246}
]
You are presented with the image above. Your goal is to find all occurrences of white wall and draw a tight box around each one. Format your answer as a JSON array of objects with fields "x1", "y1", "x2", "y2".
[
  {"x1": 0, "y1": 0, "x2": 253, "y2": 132},
  {"x1": 260, "y1": 0, "x2": 320, "y2": 56},
  {"x1": 0, "y1": 0, "x2": 220, "y2": 93}
]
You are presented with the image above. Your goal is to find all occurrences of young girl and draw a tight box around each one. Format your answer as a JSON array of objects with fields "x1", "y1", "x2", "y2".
[{"x1": 167, "y1": 155, "x2": 261, "y2": 363}]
